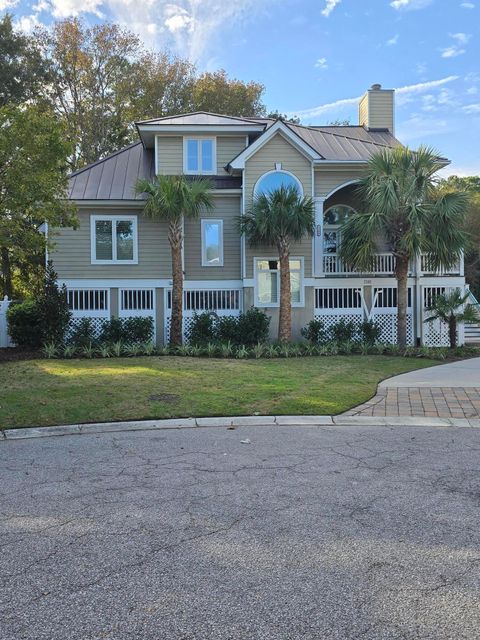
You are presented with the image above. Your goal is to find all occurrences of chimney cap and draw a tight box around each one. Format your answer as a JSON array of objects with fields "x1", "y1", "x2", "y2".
[{"x1": 371, "y1": 83, "x2": 382, "y2": 90}]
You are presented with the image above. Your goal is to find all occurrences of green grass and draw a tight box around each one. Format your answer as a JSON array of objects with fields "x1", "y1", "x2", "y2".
[{"x1": 0, "y1": 355, "x2": 438, "y2": 429}]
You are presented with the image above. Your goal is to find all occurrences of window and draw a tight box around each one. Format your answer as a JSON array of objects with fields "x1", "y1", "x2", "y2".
[
  {"x1": 254, "y1": 258, "x2": 303, "y2": 307},
  {"x1": 91, "y1": 215, "x2": 138, "y2": 264},
  {"x1": 184, "y1": 138, "x2": 216, "y2": 174},
  {"x1": 322, "y1": 205, "x2": 355, "y2": 271},
  {"x1": 201, "y1": 219, "x2": 224, "y2": 267},
  {"x1": 255, "y1": 170, "x2": 302, "y2": 197}
]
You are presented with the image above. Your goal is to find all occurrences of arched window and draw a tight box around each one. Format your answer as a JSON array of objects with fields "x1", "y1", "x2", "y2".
[
  {"x1": 323, "y1": 205, "x2": 355, "y2": 256},
  {"x1": 254, "y1": 170, "x2": 303, "y2": 197}
]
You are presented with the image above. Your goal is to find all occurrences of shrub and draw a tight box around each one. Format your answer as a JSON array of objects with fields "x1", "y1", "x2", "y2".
[
  {"x1": 359, "y1": 320, "x2": 382, "y2": 346},
  {"x1": 7, "y1": 300, "x2": 44, "y2": 348},
  {"x1": 330, "y1": 319, "x2": 357, "y2": 343},
  {"x1": 99, "y1": 318, "x2": 125, "y2": 344},
  {"x1": 187, "y1": 312, "x2": 217, "y2": 346},
  {"x1": 216, "y1": 316, "x2": 240, "y2": 343},
  {"x1": 301, "y1": 319, "x2": 328, "y2": 344},
  {"x1": 98, "y1": 316, "x2": 154, "y2": 344},
  {"x1": 38, "y1": 262, "x2": 72, "y2": 344},
  {"x1": 236, "y1": 308, "x2": 270, "y2": 346},
  {"x1": 122, "y1": 317, "x2": 154, "y2": 344},
  {"x1": 69, "y1": 318, "x2": 97, "y2": 348}
]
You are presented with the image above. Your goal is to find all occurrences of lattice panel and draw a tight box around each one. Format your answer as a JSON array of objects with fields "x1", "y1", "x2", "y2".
[
  {"x1": 423, "y1": 319, "x2": 450, "y2": 347},
  {"x1": 164, "y1": 312, "x2": 240, "y2": 344},
  {"x1": 67, "y1": 317, "x2": 106, "y2": 338},
  {"x1": 371, "y1": 312, "x2": 414, "y2": 345},
  {"x1": 314, "y1": 312, "x2": 364, "y2": 340}
]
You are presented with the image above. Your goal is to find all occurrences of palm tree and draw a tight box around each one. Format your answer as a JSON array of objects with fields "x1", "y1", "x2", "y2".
[
  {"x1": 239, "y1": 185, "x2": 315, "y2": 342},
  {"x1": 135, "y1": 175, "x2": 213, "y2": 346},
  {"x1": 425, "y1": 289, "x2": 478, "y2": 348},
  {"x1": 340, "y1": 146, "x2": 468, "y2": 346}
]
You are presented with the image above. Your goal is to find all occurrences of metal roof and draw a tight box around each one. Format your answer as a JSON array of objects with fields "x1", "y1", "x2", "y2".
[
  {"x1": 136, "y1": 112, "x2": 263, "y2": 126},
  {"x1": 286, "y1": 124, "x2": 401, "y2": 161},
  {"x1": 68, "y1": 143, "x2": 241, "y2": 201}
]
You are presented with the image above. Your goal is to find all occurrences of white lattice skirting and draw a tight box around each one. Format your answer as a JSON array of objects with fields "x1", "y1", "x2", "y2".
[
  {"x1": 314, "y1": 312, "x2": 364, "y2": 338},
  {"x1": 371, "y1": 312, "x2": 414, "y2": 345}
]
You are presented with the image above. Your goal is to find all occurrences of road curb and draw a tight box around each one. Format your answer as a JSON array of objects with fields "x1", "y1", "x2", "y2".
[{"x1": 2, "y1": 414, "x2": 479, "y2": 441}]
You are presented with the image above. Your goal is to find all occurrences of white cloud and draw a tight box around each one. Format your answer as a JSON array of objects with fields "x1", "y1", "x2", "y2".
[
  {"x1": 396, "y1": 115, "x2": 450, "y2": 142},
  {"x1": 321, "y1": 0, "x2": 341, "y2": 17},
  {"x1": 293, "y1": 76, "x2": 459, "y2": 120},
  {"x1": 390, "y1": 0, "x2": 433, "y2": 10},
  {"x1": 441, "y1": 32, "x2": 471, "y2": 58},
  {"x1": 49, "y1": 0, "x2": 103, "y2": 18},
  {"x1": 0, "y1": 0, "x2": 18, "y2": 9},
  {"x1": 14, "y1": 14, "x2": 42, "y2": 32},
  {"x1": 387, "y1": 34, "x2": 399, "y2": 45},
  {"x1": 460, "y1": 2, "x2": 475, "y2": 8},
  {"x1": 314, "y1": 57, "x2": 328, "y2": 69},
  {"x1": 463, "y1": 103, "x2": 480, "y2": 113},
  {"x1": 467, "y1": 86, "x2": 478, "y2": 95},
  {"x1": 102, "y1": 0, "x2": 279, "y2": 61}
]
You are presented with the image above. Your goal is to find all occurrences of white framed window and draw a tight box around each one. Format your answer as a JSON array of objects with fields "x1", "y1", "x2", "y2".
[
  {"x1": 183, "y1": 138, "x2": 216, "y2": 174},
  {"x1": 90, "y1": 215, "x2": 138, "y2": 265},
  {"x1": 254, "y1": 257, "x2": 304, "y2": 308},
  {"x1": 201, "y1": 219, "x2": 224, "y2": 267}
]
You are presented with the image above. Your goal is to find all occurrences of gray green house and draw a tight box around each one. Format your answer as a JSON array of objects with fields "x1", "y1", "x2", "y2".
[{"x1": 50, "y1": 84, "x2": 467, "y2": 346}]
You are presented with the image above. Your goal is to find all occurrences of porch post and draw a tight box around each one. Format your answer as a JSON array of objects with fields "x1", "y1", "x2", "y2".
[{"x1": 313, "y1": 197, "x2": 325, "y2": 277}]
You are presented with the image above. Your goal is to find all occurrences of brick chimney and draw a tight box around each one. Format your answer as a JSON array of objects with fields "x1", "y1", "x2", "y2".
[{"x1": 358, "y1": 84, "x2": 395, "y2": 134}]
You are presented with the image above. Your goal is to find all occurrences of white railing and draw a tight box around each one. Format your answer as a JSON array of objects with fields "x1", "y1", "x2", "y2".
[
  {"x1": 322, "y1": 253, "x2": 462, "y2": 276},
  {"x1": 323, "y1": 253, "x2": 396, "y2": 275},
  {"x1": 420, "y1": 254, "x2": 462, "y2": 276},
  {"x1": 0, "y1": 296, "x2": 13, "y2": 348}
]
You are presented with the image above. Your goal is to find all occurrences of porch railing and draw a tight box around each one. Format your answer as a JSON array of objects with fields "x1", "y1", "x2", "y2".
[{"x1": 322, "y1": 253, "x2": 462, "y2": 276}]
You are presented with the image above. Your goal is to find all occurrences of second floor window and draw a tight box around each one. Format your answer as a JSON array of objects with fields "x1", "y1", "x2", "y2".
[
  {"x1": 91, "y1": 215, "x2": 138, "y2": 264},
  {"x1": 184, "y1": 138, "x2": 216, "y2": 174},
  {"x1": 201, "y1": 219, "x2": 224, "y2": 266}
]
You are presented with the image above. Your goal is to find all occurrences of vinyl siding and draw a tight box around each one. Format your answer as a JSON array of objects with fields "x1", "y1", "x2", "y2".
[
  {"x1": 314, "y1": 167, "x2": 366, "y2": 197},
  {"x1": 244, "y1": 132, "x2": 313, "y2": 278},
  {"x1": 369, "y1": 91, "x2": 394, "y2": 132},
  {"x1": 358, "y1": 90, "x2": 394, "y2": 132},
  {"x1": 51, "y1": 208, "x2": 172, "y2": 279},
  {"x1": 156, "y1": 136, "x2": 183, "y2": 175},
  {"x1": 184, "y1": 194, "x2": 241, "y2": 280},
  {"x1": 156, "y1": 135, "x2": 247, "y2": 176}
]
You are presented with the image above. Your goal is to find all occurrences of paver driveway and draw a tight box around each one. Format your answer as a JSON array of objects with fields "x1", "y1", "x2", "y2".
[{"x1": 1, "y1": 423, "x2": 479, "y2": 640}]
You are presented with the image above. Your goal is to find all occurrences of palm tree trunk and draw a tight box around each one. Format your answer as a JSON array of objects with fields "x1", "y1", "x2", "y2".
[
  {"x1": 449, "y1": 316, "x2": 457, "y2": 349},
  {"x1": 396, "y1": 255, "x2": 409, "y2": 347},
  {"x1": 278, "y1": 245, "x2": 291, "y2": 342},
  {"x1": 169, "y1": 221, "x2": 184, "y2": 346},
  {"x1": 1, "y1": 247, "x2": 13, "y2": 299}
]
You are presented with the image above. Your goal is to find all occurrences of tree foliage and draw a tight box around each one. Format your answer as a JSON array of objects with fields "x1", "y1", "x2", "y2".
[
  {"x1": 135, "y1": 175, "x2": 214, "y2": 346},
  {"x1": 35, "y1": 18, "x2": 268, "y2": 170},
  {"x1": 0, "y1": 104, "x2": 77, "y2": 298},
  {"x1": 239, "y1": 185, "x2": 315, "y2": 342},
  {"x1": 438, "y1": 175, "x2": 480, "y2": 299},
  {"x1": 0, "y1": 13, "x2": 49, "y2": 107},
  {"x1": 340, "y1": 146, "x2": 469, "y2": 346}
]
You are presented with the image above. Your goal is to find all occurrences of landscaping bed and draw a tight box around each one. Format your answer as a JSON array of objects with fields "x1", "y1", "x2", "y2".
[{"x1": 0, "y1": 355, "x2": 438, "y2": 429}]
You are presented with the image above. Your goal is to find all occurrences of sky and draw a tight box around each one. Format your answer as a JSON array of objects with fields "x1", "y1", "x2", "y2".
[{"x1": 2, "y1": 0, "x2": 480, "y2": 176}]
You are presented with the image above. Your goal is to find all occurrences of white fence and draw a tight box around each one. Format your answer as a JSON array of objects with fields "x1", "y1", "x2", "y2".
[{"x1": 0, "y1": 296, "x2": 13, "y2": 348}]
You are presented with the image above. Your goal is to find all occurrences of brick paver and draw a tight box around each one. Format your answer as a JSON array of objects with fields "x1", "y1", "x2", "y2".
[{"x1": 344, "y1": 387, "x2": 480, "y2": 418}]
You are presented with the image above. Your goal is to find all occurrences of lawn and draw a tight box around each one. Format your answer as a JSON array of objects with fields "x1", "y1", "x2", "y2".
[{"x1": 0, "y1": 355, "x2": 439, "y2": 429}]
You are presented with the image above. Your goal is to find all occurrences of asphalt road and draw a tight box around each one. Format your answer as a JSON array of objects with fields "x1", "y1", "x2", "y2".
[{"x1": 1, "y1": 423, "x2": 479, "y2": 640}]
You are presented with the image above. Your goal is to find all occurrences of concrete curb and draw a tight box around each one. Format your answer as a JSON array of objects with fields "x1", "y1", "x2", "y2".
[{"x1": 2, "y1": 414, "x2": 480, "y2": 441}]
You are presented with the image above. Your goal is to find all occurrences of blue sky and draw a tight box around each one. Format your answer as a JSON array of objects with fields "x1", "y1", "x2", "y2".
[{"x1": 3, "y1": 0, "x2": 479, "y2": 175}]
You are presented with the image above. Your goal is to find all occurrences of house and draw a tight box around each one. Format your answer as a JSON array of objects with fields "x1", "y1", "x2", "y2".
[{"x1": 50, "y1": 83, "x2": 467, "y2": 346}]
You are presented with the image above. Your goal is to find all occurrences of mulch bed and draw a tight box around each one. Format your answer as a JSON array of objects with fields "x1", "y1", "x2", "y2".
[{"x1": 0, "y1": 348, "x2": 41, "y2": 363}]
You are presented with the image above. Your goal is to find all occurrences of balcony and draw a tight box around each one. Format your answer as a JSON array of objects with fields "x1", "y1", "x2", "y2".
[{"x1": 322, "y1": 253, "x2": 462, "y2": 277}]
